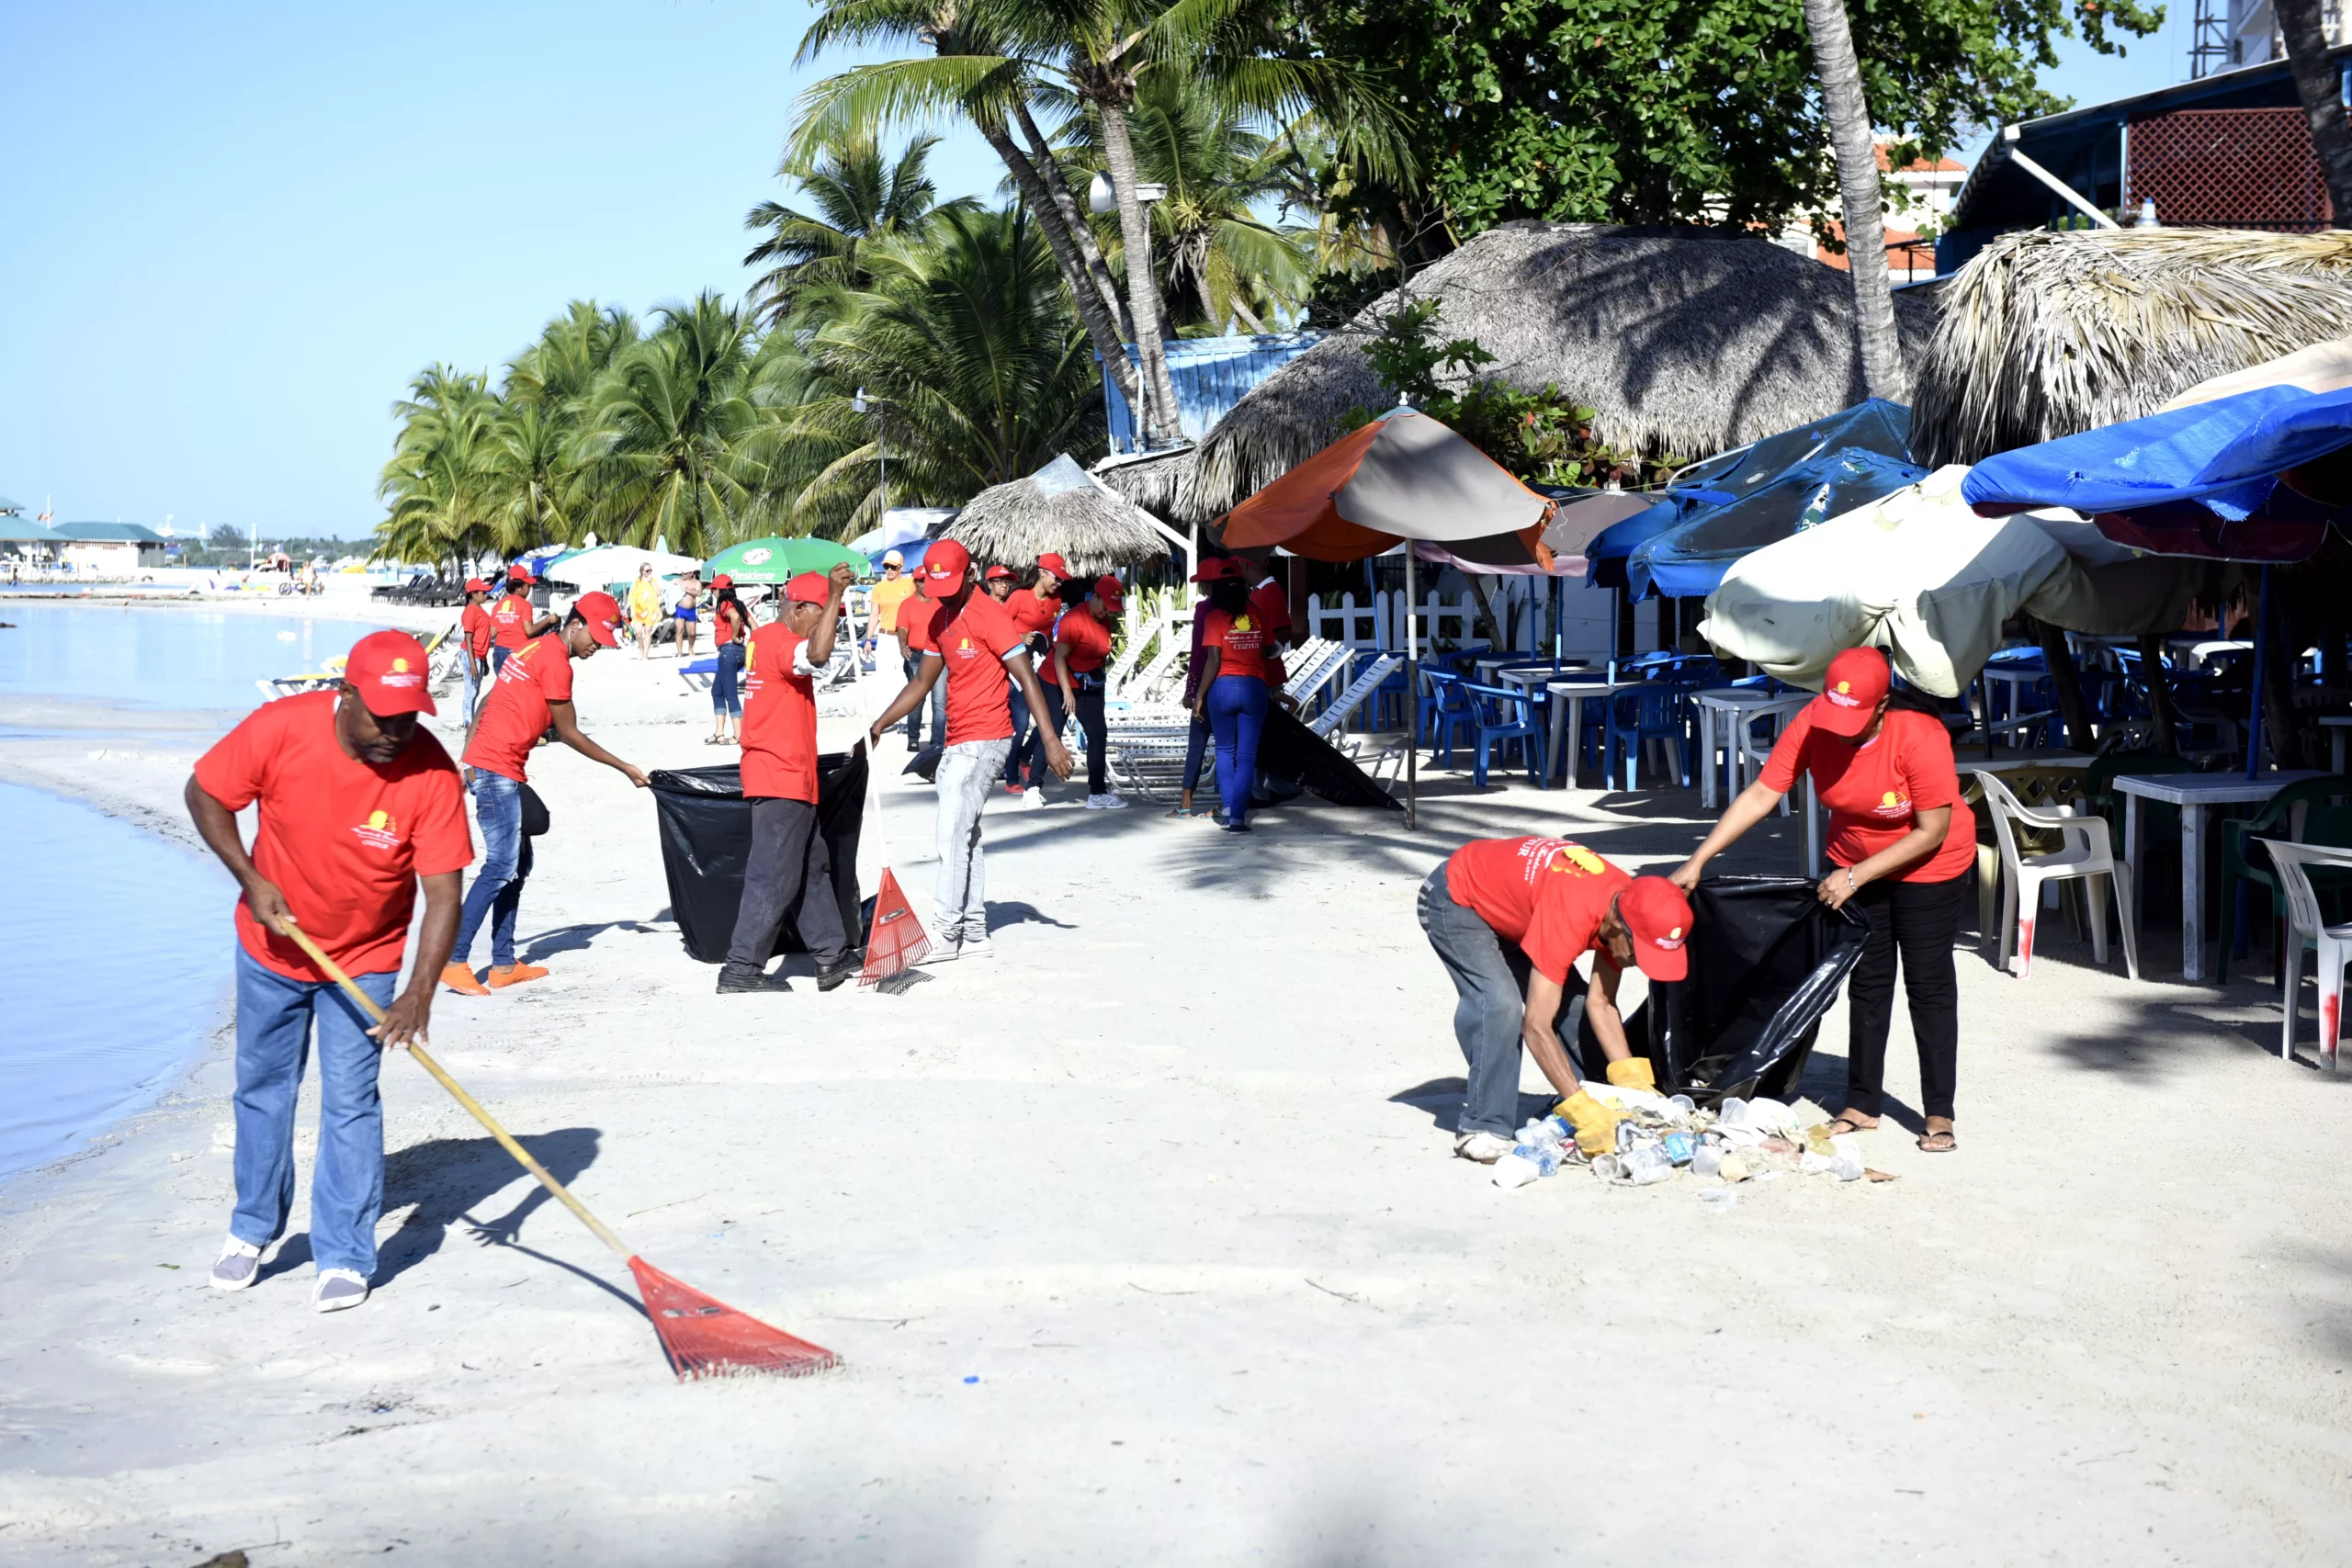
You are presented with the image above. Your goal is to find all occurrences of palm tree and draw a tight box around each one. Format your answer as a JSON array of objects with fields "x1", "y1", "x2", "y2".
[
  {"x1": 744, "y1": 131, "x2": 970, "y2": 327},
  {"x1": 1800, "y1": 0, "x2": 1907, "y2": 400},
  {"x1": 577, "y1": 293, "x2": 782, "y2": 555},
  {"x1": 786, "y1": 204, "x2": 1102, "y2": 533},
  {"x1": 376, "y1": 366, "x2": 504, "y2": 574},
  {"x1": 483, "y1": 400, "x2": 582, "y2": 552}
]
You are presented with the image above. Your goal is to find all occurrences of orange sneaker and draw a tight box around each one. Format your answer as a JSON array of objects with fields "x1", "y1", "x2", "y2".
[
  {"x1": 440, "y1": 963, "x2": 491, "y2": 997},
  {"x1": 485, "y1": 963, "x2": 549, "y2": 989}
]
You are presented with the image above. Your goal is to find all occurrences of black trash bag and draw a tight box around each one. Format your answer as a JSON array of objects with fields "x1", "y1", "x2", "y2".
[
  {"x1": 1255, "y1": 705, "x2": 1400, "y2": 810},
  {"x1": 648, "y1": 755, "x2": 868, "y2": 963},
  {"x1": 1571, "y1": 876, "x2": 1866, "y2": 1105},
  {"x1": 903, "y1": 744, "x2": 943, "y2": 784}
]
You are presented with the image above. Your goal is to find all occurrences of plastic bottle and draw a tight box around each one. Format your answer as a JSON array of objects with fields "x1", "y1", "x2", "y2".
[
  {"x1": 1622, "y1": 1145, "x2": 1675, "y2": 1184},
  {"x1": 1515, "y1": 1141, "x2": 1562, "y2": 1178}
]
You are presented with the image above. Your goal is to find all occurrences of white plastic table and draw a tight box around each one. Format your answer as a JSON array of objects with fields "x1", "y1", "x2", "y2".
[
  {"x1": 1544, "y1": 679, "x2": 1636, "y2": 787},
  {"x1": 2112, "y1": 770, "x2": 2323, "y2": 982},
  {"x1": 1693, "y1": 689, "x2": 1808, "y2": 808},
  {"x1": 1980, "y1": 664, "x2": 2054, "y2": 745}
]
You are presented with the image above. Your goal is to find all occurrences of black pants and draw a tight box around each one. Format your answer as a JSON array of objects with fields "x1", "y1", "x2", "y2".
[
  {"x1": 1844, "y1": 871, "x2": 1966, "y2": 1121},
  {"x1": 723, "y1": 798, "x2": 847, "y2": 973},
  {"x1": 1003, "y1": 689, "x2": 1031, "y2": 784},
  {"x1": 1025, "y1": 680, "x2": 1107, "y2": 793}
]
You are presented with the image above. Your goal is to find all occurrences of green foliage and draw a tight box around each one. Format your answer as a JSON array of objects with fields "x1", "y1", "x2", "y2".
[
  {"x1": 1283, "y1": 0, "x2": 2161, "y2": 240},
  {"x1": 1347, "y1": 299, "x2": 1678, "y2": 488}
]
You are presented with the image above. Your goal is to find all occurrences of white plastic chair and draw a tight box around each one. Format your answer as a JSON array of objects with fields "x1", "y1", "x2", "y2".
[
  {"x1": 1974, "y1": 769, "x2": 2139, "y2": 980},
  {"x1": 2259, "y1": 838, "x2": 2352, "y2": 1067}
]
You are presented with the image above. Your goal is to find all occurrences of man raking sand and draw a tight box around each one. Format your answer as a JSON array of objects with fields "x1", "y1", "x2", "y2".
[{"x1": 184, "y1": 630, "x2": 471, "y2": 1313}]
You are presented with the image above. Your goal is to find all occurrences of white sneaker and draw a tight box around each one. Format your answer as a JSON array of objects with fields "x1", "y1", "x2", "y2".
[
  {"x1": 1020, "y1": 788, "x2": 1046, "y2": 810},
  {"x1": 1086, "y1": 793, "x2": 1129, "y2": 810},
  {"x1": 209, "y1": 1235, "x2": 263, "y2": 1291},
  {"x1": 1454, "y1": 1131, "x2": 1514, "y2": 1164},
  {"x1": 917, "y1": 933, "x2": 962, "y2": 964},
  {"x1": 960, "y1": 928, "x2": 994, "y2": 958},
  {"x1": 312, "y1": 1268, "x2": 369, "y2": 1313}
]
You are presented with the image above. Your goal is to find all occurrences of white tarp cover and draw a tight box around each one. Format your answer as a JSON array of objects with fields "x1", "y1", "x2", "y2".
[
  {"x1": 543, "y1": 545, "x2": 703, "y2": 588},
  {"x1": 1700, "y1": 465, "x2": 2205, "y2": 696}
]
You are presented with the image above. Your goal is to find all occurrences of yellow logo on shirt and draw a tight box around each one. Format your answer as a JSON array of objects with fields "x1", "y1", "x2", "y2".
[
  {"x1": 1871, "y1": 789, "x2": 1911, "y2": 818},
  {"x1": 1551, "y1": 843, "x2": 1608, "y2": 876},
  {"x1": 351, "y1": 810, "x2": 402, "y2": 851},
  {"x1": 1236, "y1": 614, "x2": 1253, "y2": 632}
]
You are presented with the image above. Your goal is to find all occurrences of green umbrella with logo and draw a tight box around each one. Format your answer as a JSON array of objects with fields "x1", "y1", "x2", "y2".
[{"x1": 704, "y1": 536, "x2": 866, "y2": 584}]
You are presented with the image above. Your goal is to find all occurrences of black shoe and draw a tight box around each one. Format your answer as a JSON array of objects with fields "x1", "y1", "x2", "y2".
[
  {"x1": 716, "y1": 964, "x2": 792, "y2": 994},
  {"x1": 814, "y1": 953, "x2": 859, "y2": 993}
]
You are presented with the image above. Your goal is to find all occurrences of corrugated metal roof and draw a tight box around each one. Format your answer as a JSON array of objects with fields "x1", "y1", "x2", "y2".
[
  {"x1": 1102, "y1": 332, "x2": 1321, "y2": 452},
  {"x1": 49, "y1": 522, "x2": 164, "y2": 542},
  {"x1": 0, "y1": 496, "x2": 25, "y2": 513}
]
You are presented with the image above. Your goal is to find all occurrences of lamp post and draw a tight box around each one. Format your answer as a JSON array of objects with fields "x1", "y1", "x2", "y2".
[
  {"x1": 1087, "y1": 173, "x2": 1169, "y2": 450},
  {"x1": 853, "y1": 387, "x2": 888, "y2": 518}
]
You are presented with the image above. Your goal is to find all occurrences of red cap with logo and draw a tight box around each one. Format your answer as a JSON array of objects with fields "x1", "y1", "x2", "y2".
[
  {"x1": 1036, "y1": 552, "x2": 1072, "y2": 579},
  {"x1": 463, "y1": 578, "x2": 489, "y2": 594},
  {"x1": 921, "y1": 538, "x2": 972, "y2": 597},
  {"x1": 1092, "y1": 573, "x2": 1125, "y2": 612},
  {"x1": 1811, "y1": 646, "x2": 1892, "y2": 739},
  {"x1": 786, "y1": 570, "x2": 833, "y2": 604},
  {"x1": 1617, "y1": 875, "x2": 1692, "y2": 982},
  {"x1": 1192, "y1": 556, "x2": 1245, "y2": 583},
  {"x1": 984, "y1": 564, "x2": 1015, "y2": 582},
  {"x1": 344, "y1": 629, "x2": 439, "y2": 717},
  {"x1": 572, "y1": 590, "x2": 625, "y2": 648}
]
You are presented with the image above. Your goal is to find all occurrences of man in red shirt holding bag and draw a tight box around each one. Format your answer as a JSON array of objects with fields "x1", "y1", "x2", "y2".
[
  {"x1": 718, "y1": 565, "x2": 859, "y2": 994},
  {"x1": 1419, "y1": 835, "x2": 1694, "y2": 1164},
  {"x1": 185, "y1": 630, "x2": 473, "y2": 1312},
  {"x1": 866, "y1": 539, "x2": 1072, "y2": 961}
]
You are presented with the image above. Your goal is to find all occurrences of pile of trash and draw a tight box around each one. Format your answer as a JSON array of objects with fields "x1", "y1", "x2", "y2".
[{"x1": 1493, "y1": 1083, "x2": 1884, "y2": 1202}]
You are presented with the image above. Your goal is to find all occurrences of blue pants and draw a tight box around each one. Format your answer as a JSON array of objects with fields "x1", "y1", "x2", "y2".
[
  {"x1": 1003, "y1": 689, "x2": 1031, "y2": 784},
  {"x1": 455, "y1": 771, "x2": 532, "y2": 968},
  {"x1": 490, "y1": 645, "x2": 512, "y2": 676},
  {"x1": 1205, "y1": 675, "x2": 1269, "y2": 825},
  {"x1": 713, "y1": 640, "x2": 744, "y2": 717},
  {"x1": 231, "y1": 947, "x2": 398, "y2": 1277}
]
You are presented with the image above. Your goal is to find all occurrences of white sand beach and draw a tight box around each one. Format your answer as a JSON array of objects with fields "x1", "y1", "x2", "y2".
[{"x1": 3, "y1": 639, "x2": 2349, "y2": 1565}]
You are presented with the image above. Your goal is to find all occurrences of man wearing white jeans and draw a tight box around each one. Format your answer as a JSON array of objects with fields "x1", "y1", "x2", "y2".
[{"x1": 866, "y1": 540, "x2": 1071, "y2": 959}]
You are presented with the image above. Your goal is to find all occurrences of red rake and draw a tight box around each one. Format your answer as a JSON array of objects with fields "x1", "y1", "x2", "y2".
[
  {"x1": 282, "y1": 926, "x2": 840, "y2": 1382},
  {"x1": 860, "y1": 865, "x2": 932, "y2": 983}
]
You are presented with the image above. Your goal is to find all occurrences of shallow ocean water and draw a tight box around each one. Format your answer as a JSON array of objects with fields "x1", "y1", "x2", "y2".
[{"x1": 0, "y1": 601, "x2": 381, "y2": 711}]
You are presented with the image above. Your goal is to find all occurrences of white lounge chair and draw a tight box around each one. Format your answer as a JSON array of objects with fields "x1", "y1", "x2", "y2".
[{"x1": 2263, "y1": 838, "x2": 2352, "y2": 1067}]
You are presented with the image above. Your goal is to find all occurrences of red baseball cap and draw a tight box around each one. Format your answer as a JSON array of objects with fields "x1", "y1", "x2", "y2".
[
  {"x1": 984, "y1": 564, "x2": 1015, "y2": 581},
  {"x1": 572, "y1": 590, "x2": 625, "y2": 648},
  {"x1": 463, "y1": 578, "x2": 489, "y2": 594},
  {"x1": 1616, "y1": 875, "x2": 1692, "y2": 982},
  {"x1": 1092, "y1": 573, "x2": 1125, "y2": 612},
  {"x1": 922, "y1": 537, "x2": 972, "y2": 597},
  {"x1": 1036, "y1": 552, "x2": 1072, "y2": 579},
  {"x1": 786, "y1": 570, "x2": 833, "y2": 604},
  {"x1": 1811, "y1": 646, "x2": 1892, "y2": 738},
  {"x1": 344, "y1": 629, "x2": 438, "y2": 717},
  {"x1": 1192, "y1": 556, "x2": 1245, "y2": 583},
  {"x1": 711, "y1": 573, "x2": 733, "y2": 590}
]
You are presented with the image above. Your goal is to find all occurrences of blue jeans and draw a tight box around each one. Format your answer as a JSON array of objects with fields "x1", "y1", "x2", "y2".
[
  {"x1": 455, "y1": 771, "x2": 531, "y2": 968},
  {"x1": 713, "y1": 640, "x2": 744, "y2": 717},
  {"x1": 231, "y1": 947, "x2": 398, "y2": 1277},
  {"x1": 1205, "y1": 676, "x2": 1269, "y2": 824},
  {"x1": 1417, "y1": 863, "x2": 1583, "y2": 1138},
  {"x1": 490, "y1": 645, "x2": 512, "y2": 676},
  {"x1": 1003, "y1": 689, "x2": 1031, "y2": 784}
]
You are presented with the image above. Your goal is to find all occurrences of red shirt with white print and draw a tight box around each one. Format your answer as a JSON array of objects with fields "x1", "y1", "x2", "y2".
[
  {"x1": 1445, "y1": 835, "x2": 1634, "y2": 985},
  {"x1": 1759, "y1": 705, "x2": 1975, "y2": 883}
]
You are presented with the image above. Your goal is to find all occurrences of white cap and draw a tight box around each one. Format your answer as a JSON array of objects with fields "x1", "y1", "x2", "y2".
[{"x1": 882, "y1": 549, "x2": 904, "y2": 567}]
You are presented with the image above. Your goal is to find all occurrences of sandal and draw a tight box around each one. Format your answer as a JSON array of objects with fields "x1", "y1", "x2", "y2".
[
  {"x1": 1917, "y1": 1128, "x2": 1958, "y2": 1153},
  {"x1": 1825, "y1": 1115, "x2": 1877, "y2": 1136},
  {"x1": 704, "y1": 736, "x2": 725, "y2": 745},
  {"x1": 1166, "y1": 805, "x2": 1198, "y2": 818}
]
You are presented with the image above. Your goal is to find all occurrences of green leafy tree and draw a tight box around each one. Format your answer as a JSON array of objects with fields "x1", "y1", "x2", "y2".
[
  {"x1": 744, "y1": 131, "x2": 973, "y2": 327},
  {"x1": 376, "y1": 367, "x2": 505, "y2": 573}
]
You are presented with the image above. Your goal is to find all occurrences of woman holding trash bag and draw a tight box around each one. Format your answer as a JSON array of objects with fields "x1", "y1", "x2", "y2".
[{"x1": 1669, "y1": 647, "x2": 1973, "y2": 1154}]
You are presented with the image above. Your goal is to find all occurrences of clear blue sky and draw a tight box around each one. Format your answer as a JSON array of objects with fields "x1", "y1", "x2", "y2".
[{"x1": 0, "y1": 2, "x2": 2185, "y2": 541}]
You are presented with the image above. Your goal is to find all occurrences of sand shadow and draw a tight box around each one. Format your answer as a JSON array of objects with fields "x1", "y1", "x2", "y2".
[
  {"x1": 372, "y1": 1129, "x2": 637, "y2": 1310},
  {"x1": 523, "y1": 920, "x2": 656, "y2": 963},
  {"x1": 981, "y1": 899, "x2": 1076, "y2": 933}
]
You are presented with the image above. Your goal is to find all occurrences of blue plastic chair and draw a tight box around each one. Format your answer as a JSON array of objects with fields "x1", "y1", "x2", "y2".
[
  {"x1": 1419, "y1": 669, "x2": 1476, "y2": 765},
  {"x1": 1463, "y1": 682, "x2": 1546, "y2": 789},
  {"x1": 1606, "y1": 682, "x2": 1692, "y2": 790}
]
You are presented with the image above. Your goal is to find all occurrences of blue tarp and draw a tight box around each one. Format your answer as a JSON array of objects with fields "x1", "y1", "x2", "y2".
[
  {"x1": 1588, "y1": 400, "x2": 1919, "y2": 598},
  {"x1": 1961, "y1": 385, "x2": 2352, "y2": 556}
]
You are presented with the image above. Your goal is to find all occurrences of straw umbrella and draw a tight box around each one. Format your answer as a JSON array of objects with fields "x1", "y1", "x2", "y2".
[
  {"x1": 1911, "y1": 229, "x2": 2352, "y2": 468},
  {"x1": 944, "y1": 453, "x2": 1177, "y2": 575},
  {"x1": 1183, "y1": 222, "x2": 1941, "y2": 521}
]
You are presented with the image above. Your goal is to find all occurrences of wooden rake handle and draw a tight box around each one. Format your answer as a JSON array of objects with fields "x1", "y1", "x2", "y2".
[{"x1": 278, "y1": 924, "x2": 632, "y2": 1261}]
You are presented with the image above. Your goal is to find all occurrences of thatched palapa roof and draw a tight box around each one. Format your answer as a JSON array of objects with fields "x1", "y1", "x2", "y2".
[
  {"x1": 1911, "y1": 228, "x2": 2352, "y2": 468},
  {"x1": 1184, "y1": 222, "x2": 1941, "y2": 522},
  {"x1": 1091, "y1": 446, "x2": 1195, "y2": 523},
  {"x1": 945, "y1": 454, "x2": 1173, "y2": 573}
]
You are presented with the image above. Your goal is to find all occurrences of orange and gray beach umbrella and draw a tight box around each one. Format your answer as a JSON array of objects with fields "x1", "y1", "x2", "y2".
[{"x1": 1217, "y1": 407, "x2": 1555, "y2": 561}]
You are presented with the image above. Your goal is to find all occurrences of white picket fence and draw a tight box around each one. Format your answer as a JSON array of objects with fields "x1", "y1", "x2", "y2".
[{"x1": 1308, "y1": 576, "x2": 1617, "y2": 663}]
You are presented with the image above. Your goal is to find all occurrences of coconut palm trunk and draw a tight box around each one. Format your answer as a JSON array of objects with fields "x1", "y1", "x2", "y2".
[
  {"x1": 1800, "y1": 0, "x2": 1908, "y2": 401},
  {"x1": 2276, "y1": 0, "x2": 2352, "y2": 228},
  {"x1": 1095, "y1": 94, "x2": 1183, "y2": 447}
]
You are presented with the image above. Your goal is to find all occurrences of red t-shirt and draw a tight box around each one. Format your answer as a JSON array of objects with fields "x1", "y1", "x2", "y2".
[
  {"x1": 489, "y1": 592, "x2": 535, "y2": 650},
  {"x1": 193, "y1": 691, "x2": 472, "y2": 982},
  {"x1": 462, "y1": 603, "x2": 492, "y2": 660},
  {"x1": 739, "y1": 623, "x2": 818, "y2": 803},
  {"x1": 1199, "y1": 606, "x2": 1272, "y2": 683},
  {"x1": 1249, "y1": 580, "x2": 1293, "y2": 642},
  {"x1": 1759, "y1": 705, "x2": 1976, "y2": 883},
  {"x1": 464, "y1": 633, "x2": 574, "y2": 783},
  {"x1": 907, "y1": 591, "x2": 1024, "y2": 746},
  {"x1": 712, "y1": 600, "x2": 743, "y2": 648},
  {"x1": 1004, "y1": 587, "x2": 1061, "y2": 638},
  {"x1": 1445, "y1": 836, "x2": 1632, "y2": 985},
  {"x1": 1054, "y1": 610, "x2": 1113, "y2": 676}
]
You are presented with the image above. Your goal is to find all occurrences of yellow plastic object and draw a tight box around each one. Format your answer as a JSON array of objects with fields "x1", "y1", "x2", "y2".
[
  {"x1": 1605, "y1": 1057, "x2": 1657, "y2": 1092},
  {"x1": 1555, "y1": 1089, "x2": 1624, "y2": 1156}
]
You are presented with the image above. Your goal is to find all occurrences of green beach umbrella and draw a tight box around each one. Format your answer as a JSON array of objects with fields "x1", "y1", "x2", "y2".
[{"x1": 706, "y1": 536, "x2": 866, "y2": 584}]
